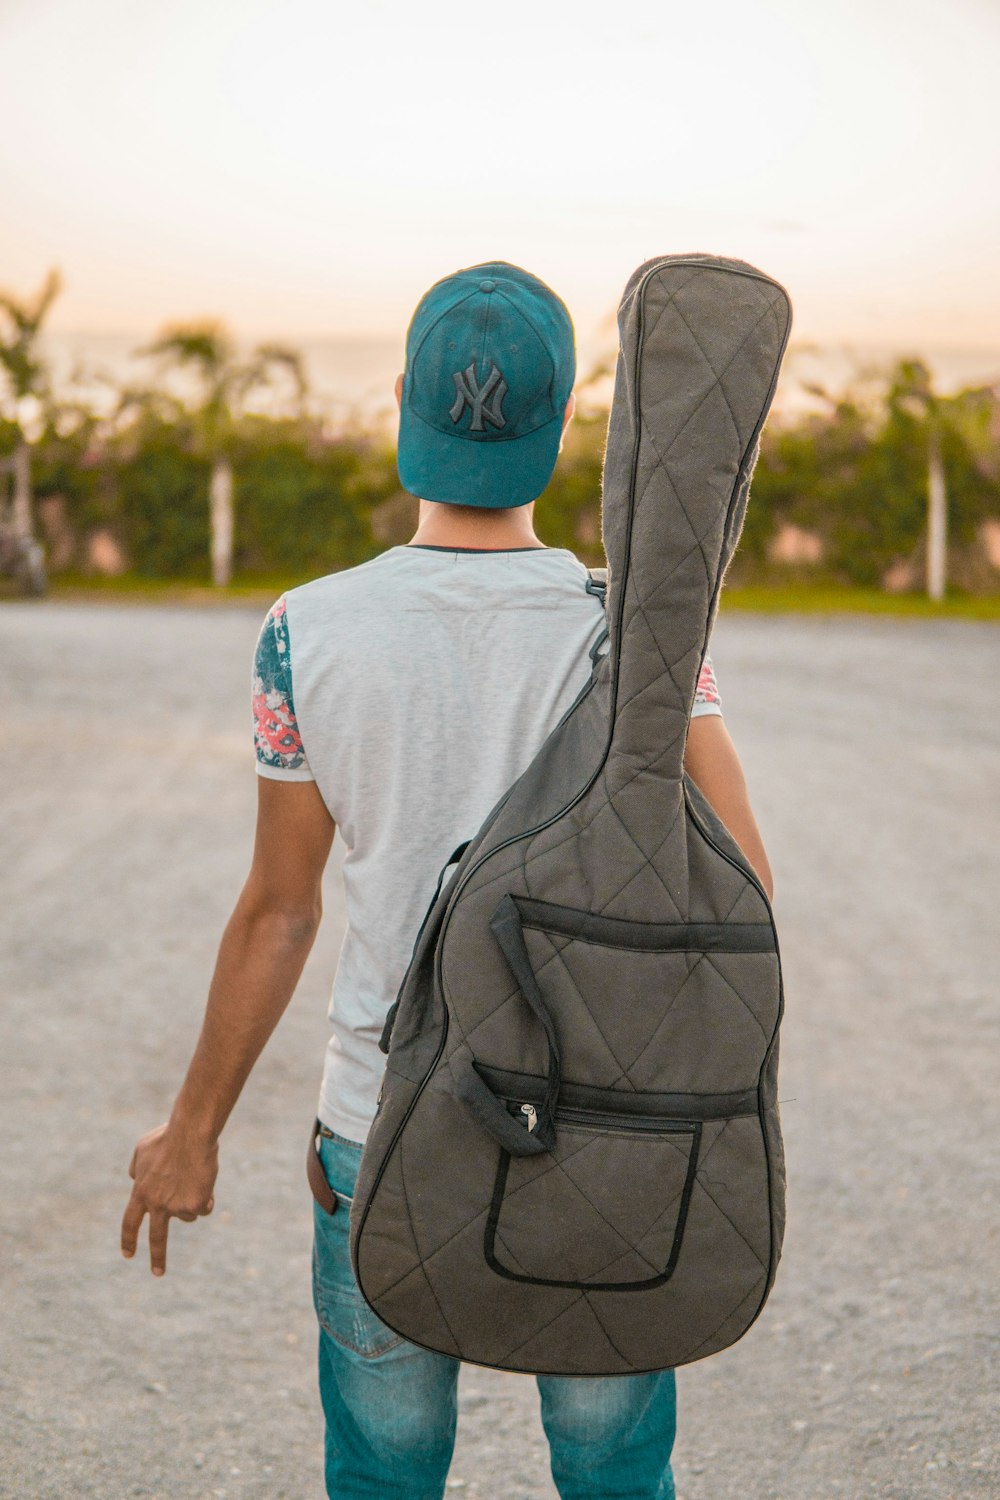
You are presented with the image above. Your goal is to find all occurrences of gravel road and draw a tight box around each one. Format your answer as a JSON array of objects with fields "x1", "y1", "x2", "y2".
[{"x1": 1, "y1": 601, "x2": 997, "y2": 1500}]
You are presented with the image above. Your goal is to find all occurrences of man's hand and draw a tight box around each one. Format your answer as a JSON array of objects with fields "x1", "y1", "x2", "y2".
[
  {"x1": 121, "y1": 1122, "x2": 219, "y2": 1276},
  {"x1": 120, "y1": 778, "x2": 335, "y2": 1277}
]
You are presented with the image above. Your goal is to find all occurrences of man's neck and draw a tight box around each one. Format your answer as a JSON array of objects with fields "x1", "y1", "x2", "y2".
[{"x1": 407, "y1": 498, "x2": 545, "y2": 551}]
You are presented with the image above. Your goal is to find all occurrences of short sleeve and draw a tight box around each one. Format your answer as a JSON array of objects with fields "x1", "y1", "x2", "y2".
[
  {"x1": 691, "y1": 649, "x2": 723, "y2": 718},
  {"x1": 252, "y1": 596, "x2": 315, "y2": 780}
]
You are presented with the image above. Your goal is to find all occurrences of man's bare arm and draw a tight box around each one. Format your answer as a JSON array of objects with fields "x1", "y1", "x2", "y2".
[
  {"x1": 683, "y1": 716, "x2": 774, "y2": 901},
  {"x1": 121, "y1": 778, "x2": 335, "y2": 1275}
]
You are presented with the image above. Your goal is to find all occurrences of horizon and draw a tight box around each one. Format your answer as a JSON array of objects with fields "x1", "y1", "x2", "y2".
[{"x1": 37, "y1": 328, "x2": 1000, "y2": 431}]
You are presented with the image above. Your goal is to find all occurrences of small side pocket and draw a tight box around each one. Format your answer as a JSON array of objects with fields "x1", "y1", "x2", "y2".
[{"x1": 483, "y1": 1076, "x2": 703, "y2": 1293}]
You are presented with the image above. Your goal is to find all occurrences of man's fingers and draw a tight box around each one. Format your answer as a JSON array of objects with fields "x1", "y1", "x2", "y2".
[
  {"x1": 120, "y1": 1189, "x2": 145, "y2": 1259},
  {"x1": 122, "y1": 1123, "x2": 217, "y2": 1273},
  {"x1": 148, "y1": 1211, "x2": 170, "y2": 1276}
]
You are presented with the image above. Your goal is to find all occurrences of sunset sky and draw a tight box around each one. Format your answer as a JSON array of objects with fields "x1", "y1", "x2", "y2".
[{"x1": 1, "y1": 0, "x2": 998, "y2": 367}]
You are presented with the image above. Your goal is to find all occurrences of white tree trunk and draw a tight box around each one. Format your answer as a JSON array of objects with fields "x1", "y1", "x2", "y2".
[
  {"x1": 12, "y1": 440, "x2": 32, "y2": 540},
  {"x1": 927, "y1": 425, "x2": 947, "y2": 602},
  {"x1": 210, "y1": 457, "x2": 234, "y2": 588}
]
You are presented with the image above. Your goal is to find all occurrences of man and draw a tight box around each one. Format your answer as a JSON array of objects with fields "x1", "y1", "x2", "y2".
[{"x1": 122, "y1": 261, "x2": 774, "y2": 1500}]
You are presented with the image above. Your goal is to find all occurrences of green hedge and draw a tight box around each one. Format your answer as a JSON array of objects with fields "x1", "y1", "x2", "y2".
[
  {"x1": 233, "y1": 422, "x2": 396, "y2": 576},
  {"x1": 16, "y1": 358, "x2": 1000, "y2": 590}
]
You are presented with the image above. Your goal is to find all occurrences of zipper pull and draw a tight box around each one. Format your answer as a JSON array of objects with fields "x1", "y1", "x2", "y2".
[{"x1": 520, "y1": 1103, "x2": 538, "y2": 1134}]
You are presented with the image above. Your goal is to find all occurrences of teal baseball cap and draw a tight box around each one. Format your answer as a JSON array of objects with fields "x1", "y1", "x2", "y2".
[{"x1": 396, "y1": 261, "x2": 576, "y2": 509}]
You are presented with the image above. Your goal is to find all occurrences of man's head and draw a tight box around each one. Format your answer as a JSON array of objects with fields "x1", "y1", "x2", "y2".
[{"x1": 395, "y1": 261, "x2": 576, "y2": 510}]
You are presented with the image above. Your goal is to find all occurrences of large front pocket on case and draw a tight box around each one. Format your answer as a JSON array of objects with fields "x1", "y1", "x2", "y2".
[
  {"x1": 478, "y1": 893, "x2": 778, "y2": 1146},
  {"x1": 483, "y1": 1082, "x2": 703, "y2": 1292}
]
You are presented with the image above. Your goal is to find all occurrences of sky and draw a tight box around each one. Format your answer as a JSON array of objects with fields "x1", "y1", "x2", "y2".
[{"x1": 1, "y1": 0, "x2": 999, "y2": 369}]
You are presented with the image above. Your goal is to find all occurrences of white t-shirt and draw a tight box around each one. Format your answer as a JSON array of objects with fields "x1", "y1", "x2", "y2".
[{"x1": 252, "y1": 544, "x2": 723, "y2": 1143}]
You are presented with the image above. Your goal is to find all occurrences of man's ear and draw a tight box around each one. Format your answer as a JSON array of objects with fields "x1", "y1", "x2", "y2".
[{"x1": 395, "y1": 373, "x2": 404, "y2": 409}]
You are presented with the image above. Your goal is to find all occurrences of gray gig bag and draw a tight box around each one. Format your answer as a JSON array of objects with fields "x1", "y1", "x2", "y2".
[{"x1": 351, "y1": 254, "x2": 793, "y2": 1376}]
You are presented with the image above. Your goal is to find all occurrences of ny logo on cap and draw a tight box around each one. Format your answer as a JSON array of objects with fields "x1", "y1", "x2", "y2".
[{"x1": 450, "y1": 362, "x2": 508, "y2": 432}]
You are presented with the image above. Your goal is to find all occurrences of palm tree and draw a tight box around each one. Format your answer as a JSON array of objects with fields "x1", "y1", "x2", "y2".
[
  {"x1": 890, "y1": 360, "x2": 951, "y2": 601},
  {"x1": 0, "y1": 269, "x2": 62, "y2": 540},
  {"x1": 142, "y1": 321, "x2": 307, "y2": 586}
]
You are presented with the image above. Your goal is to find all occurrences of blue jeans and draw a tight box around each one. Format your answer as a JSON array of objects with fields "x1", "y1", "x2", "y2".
[{"x1": 313, "y1": 1130, "x2": 677, "y2": 1500}]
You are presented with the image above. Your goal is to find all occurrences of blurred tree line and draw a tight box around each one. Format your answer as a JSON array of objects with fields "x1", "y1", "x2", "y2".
[{"x1": 2, "y1": 272, "x2": 999, "y2": 592}]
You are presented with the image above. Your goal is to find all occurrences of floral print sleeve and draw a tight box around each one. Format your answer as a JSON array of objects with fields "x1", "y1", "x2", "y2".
[
  {"x1": 252, "y1": 596, "x2": 314, "y2": 778},
  {"x1": 692, "y1": 650, "x2": 722, "y2": 717}
]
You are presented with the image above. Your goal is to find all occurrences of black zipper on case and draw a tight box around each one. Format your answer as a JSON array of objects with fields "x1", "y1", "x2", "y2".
[
  {"x1": 503, "y1": 1092, "x2": 701, "y2": 1134},
  {"x1": 505, "y1": 1097, "x2": 697, "y2": 1138},
  {"x1": 555, "y1": 1106, "x2": 697, "y2": 1135}
]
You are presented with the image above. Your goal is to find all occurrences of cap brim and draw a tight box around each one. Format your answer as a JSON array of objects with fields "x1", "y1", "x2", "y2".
[{"x1": 396, "y1": 406, "x2": 563, "y2": 509}]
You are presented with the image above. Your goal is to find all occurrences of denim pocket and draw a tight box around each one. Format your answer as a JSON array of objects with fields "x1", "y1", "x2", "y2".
[{"x1": 312, "y1": 1138, "x2": 405, "y2": 1359}]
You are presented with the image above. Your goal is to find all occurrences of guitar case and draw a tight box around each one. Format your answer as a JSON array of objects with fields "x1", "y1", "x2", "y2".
[{"x1": 351, "y1": 254, "x2": 792, "y2": 1375}]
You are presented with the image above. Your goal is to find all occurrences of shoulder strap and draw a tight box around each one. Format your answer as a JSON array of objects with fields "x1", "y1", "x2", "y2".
[
  {"x1": 585, "y1": 566, "x2": 610, "y2": 664},
  {"x1": 585, "y1": 566, "x2": 608, "y2": 607}
]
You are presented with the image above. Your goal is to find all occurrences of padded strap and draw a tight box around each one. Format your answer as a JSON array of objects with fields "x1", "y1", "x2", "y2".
[
  {"x1": 488, "y1": 894, "x2": 560, "y2": 1151},
  {"x1": 379, "y1": 840, "x2": 470, "y2": 1054}
]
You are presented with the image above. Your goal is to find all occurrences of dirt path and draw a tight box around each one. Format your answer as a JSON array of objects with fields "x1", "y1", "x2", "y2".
[{"x1": 1, "y1": 602, "x2": 996, "y2": 1500}]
